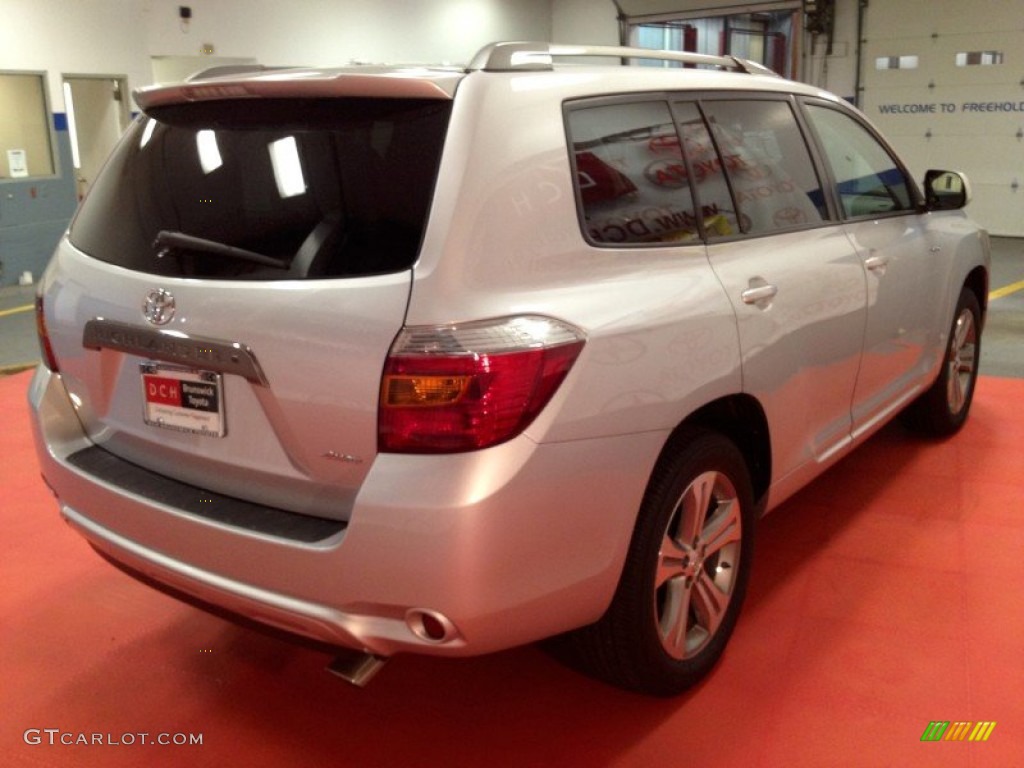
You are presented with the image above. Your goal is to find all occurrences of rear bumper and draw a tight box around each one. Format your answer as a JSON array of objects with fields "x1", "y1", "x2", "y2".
[{"x1": 29, "y1": 366, "x2": 665, "y2": 658}]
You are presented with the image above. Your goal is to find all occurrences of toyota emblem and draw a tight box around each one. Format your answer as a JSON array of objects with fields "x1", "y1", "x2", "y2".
[{"x1": 143, "y1": 288, "x2": 176, "y2": 326}]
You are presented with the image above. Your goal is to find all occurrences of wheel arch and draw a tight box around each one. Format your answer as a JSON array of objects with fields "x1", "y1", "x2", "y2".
[
  {"x1": 963, "y1": 265, "x2": 989, "y2": 327},
  {"x1": 665, "y1": 394, "x2": 772, "y2": 516}
]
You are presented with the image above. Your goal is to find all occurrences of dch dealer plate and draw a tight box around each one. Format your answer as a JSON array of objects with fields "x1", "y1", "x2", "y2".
[{"x1": 140, "y1": 363, "x2": 226, "y2": 437}]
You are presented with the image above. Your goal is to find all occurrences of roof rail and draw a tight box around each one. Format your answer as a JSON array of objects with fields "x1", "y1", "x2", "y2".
[{"x1": 467, "y1": 41, "x2": 779, "y2": 77}]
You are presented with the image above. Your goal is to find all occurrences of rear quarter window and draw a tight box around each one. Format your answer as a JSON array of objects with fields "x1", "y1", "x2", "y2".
[{"x1": 567, "y1": 100, "x2": 703, "y2": 246}]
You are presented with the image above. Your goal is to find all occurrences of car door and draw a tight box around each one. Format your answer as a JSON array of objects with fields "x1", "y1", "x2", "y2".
[
  {"x1": 686, "y1": 97, "x2": 868, "y2": 499},
  {"x1": 802, "y1": 102, "x2": 945, "y2": 436}
]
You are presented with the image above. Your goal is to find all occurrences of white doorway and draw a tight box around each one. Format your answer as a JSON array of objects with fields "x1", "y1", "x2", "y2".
[{"x1": 62, "y1": 75, "x2": 130, "y2": 201}]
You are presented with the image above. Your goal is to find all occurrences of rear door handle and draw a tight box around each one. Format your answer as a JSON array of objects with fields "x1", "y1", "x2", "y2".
[{"x1": 741, "y1": 284, "x2": 779, "y2": 305}]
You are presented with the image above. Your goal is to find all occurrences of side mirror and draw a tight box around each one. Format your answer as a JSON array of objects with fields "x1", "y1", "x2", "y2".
[{"x1": 924, "y1": 170, "x2": 971, "y2": 211}]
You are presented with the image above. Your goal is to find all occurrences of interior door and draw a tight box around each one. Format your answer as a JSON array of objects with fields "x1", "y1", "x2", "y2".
[{"x1": 62, "y1": 76, "x2": 130, "y2": 200}]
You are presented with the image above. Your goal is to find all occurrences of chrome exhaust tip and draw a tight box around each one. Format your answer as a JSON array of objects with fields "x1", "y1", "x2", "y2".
[
  {"x1": 326, "y1": 650, "x2": 388, "y2": 687},
  {"x1": 405, "y1": 608, "x2": 458, "y2": 644}
]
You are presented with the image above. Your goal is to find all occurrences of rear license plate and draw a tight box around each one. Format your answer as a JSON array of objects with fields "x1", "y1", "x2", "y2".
[{"x1": 141, "y1": 364, "x2": 226, "y2": 437}]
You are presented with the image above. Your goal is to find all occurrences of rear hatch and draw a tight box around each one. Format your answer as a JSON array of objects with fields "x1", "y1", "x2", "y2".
[{"x1": 42, "y1": 69, "x2": 458, "y2": 521}]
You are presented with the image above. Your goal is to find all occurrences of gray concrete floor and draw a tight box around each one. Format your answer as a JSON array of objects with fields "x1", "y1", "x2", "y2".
[
  {"x1": 0, "y1": 283, "x2": 37, "y2": 375},
  {"x1": 983, "y1": 236, "x2": 1024, "y2": 378},
  {"x1": 1, "y1": 238, "x2": 1022, "y2": 377}
]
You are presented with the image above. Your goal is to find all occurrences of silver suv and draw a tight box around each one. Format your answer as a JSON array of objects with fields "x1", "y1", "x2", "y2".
[{"x1": 30, "y1": 42, "x2": 990, "y2": 695}]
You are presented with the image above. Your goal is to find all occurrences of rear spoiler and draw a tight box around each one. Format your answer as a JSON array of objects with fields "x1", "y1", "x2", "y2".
[{"x1": 135, "y1": 67, "x2": 460, "y2": 110}]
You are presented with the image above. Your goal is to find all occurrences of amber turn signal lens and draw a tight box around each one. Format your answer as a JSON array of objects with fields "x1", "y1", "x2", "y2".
[{"x1": 383, "y1": 375, "x2": 470, "y2": 407}]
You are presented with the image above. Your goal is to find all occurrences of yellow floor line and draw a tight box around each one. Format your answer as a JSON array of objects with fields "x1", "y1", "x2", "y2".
[
  {"x1": 0, "y1": 303, "x2": 34, "y2": 319},
  {"x1": 990, "y1": 279, "x2": 1024, "y2": 301},
  {"x1": 0, "y1": 361, "x2": 38, "y2": 375}
]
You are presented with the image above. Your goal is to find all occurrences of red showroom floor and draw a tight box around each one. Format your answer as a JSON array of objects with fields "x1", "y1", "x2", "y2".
[{"x1": 2, "y1": 369, "x2": 1022, "y2": 767}]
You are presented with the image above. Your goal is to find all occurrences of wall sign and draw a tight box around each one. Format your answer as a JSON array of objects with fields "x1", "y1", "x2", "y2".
[
  {"x1": 877, "y1": 100, "x2": 1024, "y2": 115},
  {"x1": 7, "y1": 149, "x2": 28, "y2": 178}
]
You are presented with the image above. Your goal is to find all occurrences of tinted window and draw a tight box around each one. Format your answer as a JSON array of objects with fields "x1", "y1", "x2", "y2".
[
  {"x1": 70, "y1": 98, "x2": 451, "y2": 279},
  {"x1": 568, "y1": 101, "x2": 700, "y2": 245},
  {"x1": 671, "y1": 102, "x2": 741, "y2": 237},
  {"x1": 804, "y1": 105, "x2": 913, "y2": 218},
  {"x1": 699, "y1": 99, "x2": 828, "y2": 235}
]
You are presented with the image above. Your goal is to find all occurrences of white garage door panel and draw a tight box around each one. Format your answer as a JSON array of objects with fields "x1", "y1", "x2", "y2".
[
  {"x1": 925, "y1": 135, "x2": 1019, "y2": 182},
  {"x1": 889, "y1": 135, "x2": 1023, "y2": 238},
  {"x1": 866, "y1": 34, "x2": 1020, "y2": 84},
  {"x1": 863, "y1": 0, "x2": 1024, "y2": 235},
  {"x1": 936, "y1": 136, "x2": 1023, "y2": 238},
  {"x1": 864, "y1": 0, "x2": 1019, "y2": 36},
  {"x1": 964, "y1": 188, "x2": 1022, "y2": 238},
  {"x1": 931, "y1": 137, "x2": 1023, "y2": 238},
  {"x1": 927, "y1": 135, "x2": 1021, "y2": 174},
  {"x1": 861, "y1": 62, "x2": 931, "y2": 90}
]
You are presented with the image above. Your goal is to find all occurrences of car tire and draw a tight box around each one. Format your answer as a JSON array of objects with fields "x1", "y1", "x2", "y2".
[
  {"x1": 561, "y1": 428, "x2": 755, "y2": 696},
  {"x1": 903, "y1": 287, "x2": 982, "y2": 437}
]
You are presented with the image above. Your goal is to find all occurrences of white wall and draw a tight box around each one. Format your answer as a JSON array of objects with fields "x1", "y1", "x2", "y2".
[
  {"x1": 142, "y1": 0, "x2": 552, "y2": 67},
  {"x1": 552, "y1": 0, "x2": 620, "y2": 45},
  {"x1": 1, "y1": 0, "x2": 151, "y2": 108},
  {"x1": 3, "y1": 0, "x2": 553, "y2": 110},
  {"x1": 4, "y1": 0, "x2": 860, "y2": 108}
]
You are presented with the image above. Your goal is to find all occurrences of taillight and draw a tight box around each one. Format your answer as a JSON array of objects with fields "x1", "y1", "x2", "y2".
[
  {"x1": 35, "y1": 295, "x2": 60, "y2": 372},
  {"x1": 379, "y1": 316, "x2": 585, "y2": 453}
]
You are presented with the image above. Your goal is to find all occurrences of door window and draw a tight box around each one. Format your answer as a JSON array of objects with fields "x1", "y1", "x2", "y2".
[
  {"x1": 697, "y1": 99, "x2": 828, "y2": 236},
  {"x1": 804, "y1": 105, "x2": 913, "y2": 218}
]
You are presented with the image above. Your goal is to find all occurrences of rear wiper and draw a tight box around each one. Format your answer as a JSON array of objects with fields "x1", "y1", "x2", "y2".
[{"x1": 154, "y1": 230, "x2": 289, "y2": 270}]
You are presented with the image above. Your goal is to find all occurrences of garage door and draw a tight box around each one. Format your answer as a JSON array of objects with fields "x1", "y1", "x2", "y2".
[{"x1": 861, "y1": 0, "x2": 1024, "y2": 236}]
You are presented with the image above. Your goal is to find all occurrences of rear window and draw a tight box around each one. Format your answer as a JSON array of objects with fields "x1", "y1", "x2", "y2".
[{"x1": 70, "y1": 98, "x2": 451, "y2": 279}]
